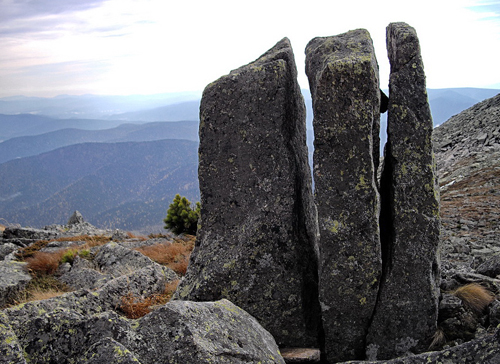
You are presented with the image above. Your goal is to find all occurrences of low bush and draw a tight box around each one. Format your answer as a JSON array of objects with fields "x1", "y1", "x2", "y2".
[{"x1": 26, "y1": 250, "x2": 65, "y2": 276}]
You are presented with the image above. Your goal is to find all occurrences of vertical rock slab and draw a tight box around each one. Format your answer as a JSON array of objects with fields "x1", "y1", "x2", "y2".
[
  {"x1": 366, "y1": 22, "x2": 441, "y2": 360},
  {"x1": 174, "y1": 38, "x2": 321, "y2": 348},
  {"x1": 305, "y1": 29, "x2": 382, "y2": 362}
]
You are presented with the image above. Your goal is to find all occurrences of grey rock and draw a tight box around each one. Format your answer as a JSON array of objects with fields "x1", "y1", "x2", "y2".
[
  {"x1": 0, "y1": 311, "x2": 26, "y2": 364},
  {"x1": 305, "y1": 29, "x2": 382, "y2": 362},
  {"x1": 367, "y1": 23, "x2": 441, "y2": 359},
  {"x1": 339, "y1": 329, "x2": 500, "y2": 363},
  {"x1": 77, "y1": 337, "x2": 143, "y2": 364},
  {"x1": 93, "y1": 242, "x2": 158, "y2": 277},
  {"x1": 59, "y1": 267, "x2": 112, "y2": 290},
  {"x1": 68, "y1": 210, "x2": 85, "y2": 225},
  {"x1": 11, "y1": 299, "x2": 285, "y2": 364},
  {"x1": 0, "y1": 242, "x2": 19, "y2": 260},
  {"x1": 2, "y1": 226, "x2": 58, "y2": 247},
  {"x1": 131, "y1": 299, "x2": 285, "y2": 364},
  {"x1": 0, "y1": 261, "x2": 31, "y2": 307},
  {"x1": 175, "y1": 38, "x2": 320, "y2": 347},
  {"x1": 476, "y1": 253, "x2": 500, "y2": 278}
]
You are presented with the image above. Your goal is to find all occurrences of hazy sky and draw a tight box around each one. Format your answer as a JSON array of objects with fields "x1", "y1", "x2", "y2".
[{"x1": 1, "y1": 0, "x2": 499, "y2": 98}]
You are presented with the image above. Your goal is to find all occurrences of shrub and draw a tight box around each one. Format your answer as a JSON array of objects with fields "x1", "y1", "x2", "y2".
[
  {"x1": 164, "y1": 194, "x2": 200, "y2": 235},
  {"x1": 60, "y1": 249, "x2": 78, "y2": 264},
  {"x1": 451, "y1": 283, "x2": 495, "y2": 313}
]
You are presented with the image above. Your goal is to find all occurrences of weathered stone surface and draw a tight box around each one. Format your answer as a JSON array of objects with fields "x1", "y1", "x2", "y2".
[
  {"x1": 92, "y1": 242, "x2": 158, "y2": 277},
  {"x1": 132, "y1": 299, "x2": 285, "y2": 364},
  {"x1": 0, "y1": 261, "x2": 31, "y2": 307},
  {"x1": 78, "y1": 337, "x2": 143, "y2": 364},
  {"x1": 0, "y1": 242, "x2": 19, "y2": 260},
  {"x1": 0, "y1": 311, "x2": 26, "y2": 364},
  {"x1": 175, "y1": 38, "x2": 320, "y2": 347},
  {"x1": 68, "y1": 210, "x2": 85, "y2": 225},
  {"x1": 340, "y1": 329, "x2": 500, "y2": 364},
  {"x1": 305, "y1": 29, "x2": 382, "y2": 362},
  {"x1": 366, "y1": 22, "x2": 441, "y2": 359},
  {"x1": 10, "y1": 299, "x2": 284, "y2": 364},
  {"x1": 476, "y1": 253, "x2": 500, "y2": 278}
]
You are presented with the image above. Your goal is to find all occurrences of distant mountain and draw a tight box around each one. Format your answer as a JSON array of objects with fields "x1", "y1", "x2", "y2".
[
  {"x1": 0, "y1": 120, "x2": 199, "y2": 164},
  {"x1": 107, "y1": 100, "x2": 200, "y2": 122},
  {"x1": 0, "y1": 114, "x2": 130, "y2": 141},
  {"x1": 0, "y1": 92, "x2": 201, "y2": 119},
  {"x1": 0, "y1": 139, "x2": 199, "y2": 231}
]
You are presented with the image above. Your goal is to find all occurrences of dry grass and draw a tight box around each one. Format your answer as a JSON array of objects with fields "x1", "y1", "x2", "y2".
[
  {"x1": 6, "y1": 275, "x2": 70, "y2": 307},
  {"x1": 451, "y1": 283, "x2": 495, "y2": 313},
  {"x1": 0, "y1": 224, "x2": 5, "y2": 232},
  {"x1": 119, "y1": 279, "x2": 180, "y2": 319},
  {"x1": 428, "y1": 328, "x2": 446, "y2": 350},
  {"x1": 26, "y1": 250, "x2": 66, "y2": 276},
  {"x1": 135, "y1": 235, "x2": 195, "y2": 276},
  {"x1": 126, "y1": 231, "x2": 147, "y2": 240}
]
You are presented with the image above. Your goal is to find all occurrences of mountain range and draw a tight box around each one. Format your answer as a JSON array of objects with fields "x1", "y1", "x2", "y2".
[{"x1": 0, "y1": 87, "x2": 498, "y2": 232}]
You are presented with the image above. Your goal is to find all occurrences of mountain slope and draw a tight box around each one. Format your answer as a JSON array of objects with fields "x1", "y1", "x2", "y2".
[
  {"x1": 0, "y1": 139, "x2": 199, "y2": 230},
  {"x1": 0, "y1": 120, "x2": 199, "y2": 164},
  {"x1": 433, "y1": 92, "x2": 500, "y2": 267}
]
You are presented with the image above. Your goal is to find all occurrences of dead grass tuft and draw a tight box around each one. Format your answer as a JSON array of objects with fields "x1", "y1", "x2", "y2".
[
  {"x1": 26, "y1": 250, "x2": 65, "y2": 276},
  {"x1": 118, "y1": 280, "x2": 179, "y2": 319},
  {"x1": 429, "y1": 328, "x2": 446, "y2": 350},
  {"x1": 6, "y1": 275, "x2": 70, "y2": 307},
  {"x1": 135, "y1": 235, "x2": 195, "y2": 276},
  {"x1": 451, "y1": 283, "x2": 495, "y2": 313}
]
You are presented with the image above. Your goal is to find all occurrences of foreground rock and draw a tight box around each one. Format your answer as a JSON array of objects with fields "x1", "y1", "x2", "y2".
[
  {"x1": 366, "y1": 23, "x2": 441, "y2": 359},
  {"x1": 305, "y1": 29, "x2": 382, "y2": 362},
  {"x1": 6, "y1": 299, "x2": 285, "y2": 364},
  {"x1": 175, "y1": 38, "x2": 320, "y2": 347},
  {"x1": 340, "y1": 328, "x2": 500, "y2": 364},
  {"x1": 0, "y1": 261, "x2": 31, "y2": 308}
]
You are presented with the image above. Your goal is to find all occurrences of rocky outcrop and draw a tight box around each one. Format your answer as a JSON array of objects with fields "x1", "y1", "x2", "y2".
[
  {"x1": 175, "y1": 38, "x2": 320, "y2": 347},
  {"x1": 339, "y1": 328, "x2": 500, "y2": 364},
  {"x1": 366, "y1": 22, "x2": 441, "y2": 359},
  {"x1": 7, "y1": 299, "x2": 285, "y2": 364},
  {"x1": 0, "y1": 261, "x2": 31, "y2": 308},
  {"x1": 305, "y1": 29, "x2": 382, "y2": 362}
]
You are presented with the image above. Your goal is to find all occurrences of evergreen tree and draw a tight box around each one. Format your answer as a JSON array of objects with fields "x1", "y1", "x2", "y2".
[{"x1": 164, "y1": 194, "x2": 200, "y2": 235}]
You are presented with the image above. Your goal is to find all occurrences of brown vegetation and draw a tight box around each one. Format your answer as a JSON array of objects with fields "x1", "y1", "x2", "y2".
[
  {"x1": 119, "y1": 279, "x2": 180, "y2": 319},
  {"x1": 7, "y1": 275, "x2": 70, "y2": 307},
  {"x1": 135, "y1": 235, "x2": 195, "y2": 276},
  {"x1": 451, "y1": 283, "x2": 495, "y2": 313}
]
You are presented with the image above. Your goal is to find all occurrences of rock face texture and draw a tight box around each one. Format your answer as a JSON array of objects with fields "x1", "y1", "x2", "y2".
[
  {"x1": 366, "y1": 23, "x2": 441, "y2": 359},
  {"x1": 5, "y1": 298, "x2": 285, "y2": 364},
  {"x1": 174, "y1": 38, "x2": 321, "y2": 347},
  {"x1": 305, "y1": 29, "x2": 382, "y2": 362},
  {"x1": 0, "y1": 261, "x2": 31, "y2": 308}
]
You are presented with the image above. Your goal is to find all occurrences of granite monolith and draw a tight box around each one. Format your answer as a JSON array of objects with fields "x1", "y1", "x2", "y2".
[
  {"x1": 174, "y1": 38, "x2": 320, "y2": 348},
  {"x1": 305, "y1": 29, "x2": 382, "y2": 362},
  {"x1": 366, "y1": 22, "x2": 441, "y2": 360}
]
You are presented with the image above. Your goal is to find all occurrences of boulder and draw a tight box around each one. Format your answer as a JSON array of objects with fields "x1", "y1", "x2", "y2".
[
  {"x1": 476, "y1": 253, "x2": 500, "y2": 278},
  {"x1": 67, "y1": 210, "x2": 85, "y2": 225},
  {"x1": 131, "y1": 299, "x2": 286, "y2": 363},
  {"x1": 77, "y1": 337, "x2": 143, "y2": 364},
  {"x1": 0, "y1": 311, "x2": 26, "y2": 364},
  {"x1": 339, "y1": 328, "x2": 500, "y2": 364},
  {"x1": 366, "y1": 22, "x2": 441, "y2": 359},
  {"x1": 305, "y1": 29, "x2": 382, "y2": 362},
  {"x1": 0, "y1": 242, "x2": 19, "y2": 260},
  {"x1": 0, "y1": 261, "x2": 31, "y2": 308},
  {"x1": 10, "y1": 299, "x2": 285, "y2": 364},
  {"x1": 175, "y1": 38, "x2": 320, "y2": 347}
]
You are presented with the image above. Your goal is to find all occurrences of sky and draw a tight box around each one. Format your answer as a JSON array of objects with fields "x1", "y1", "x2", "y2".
[{"x1": 0, "y1": 0, "x2": 499, "y2": 98}]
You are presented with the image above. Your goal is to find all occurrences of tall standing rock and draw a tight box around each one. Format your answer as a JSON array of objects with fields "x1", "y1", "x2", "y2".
[
  {"x1": 305, "y1": 29, "x2": 382, "y2": 362},
  {"x1": 174, "y1": 38, "x2": 321, "y2": 348},
  {"x1": 366, "y1": 22, "x2": 441, "y2": 360}
]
